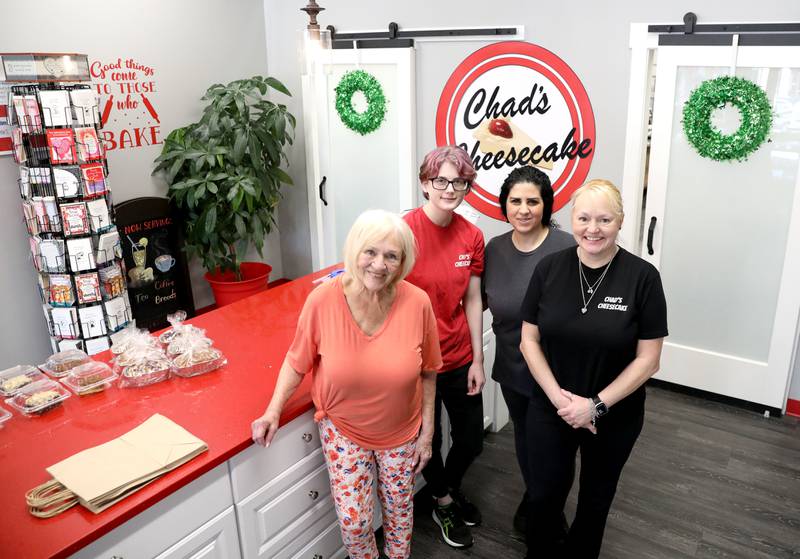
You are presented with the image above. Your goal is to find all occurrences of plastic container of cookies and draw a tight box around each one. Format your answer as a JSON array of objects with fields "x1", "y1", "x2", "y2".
[
  {"x1": 0, "y1": 365, "x2": 49, "y2": 397},
  {"x1": 39, "y1": 349, "x2": 92, "y2": 378},
  {"x1": 5, "y1": 378, "x2": 71, "y2": 416},
  {"x1": 0, "y1": 406, "x2": 11, "y2": 427},
  {"x1": 60, "y1": 362, "x2": 117, "y2": 395}
]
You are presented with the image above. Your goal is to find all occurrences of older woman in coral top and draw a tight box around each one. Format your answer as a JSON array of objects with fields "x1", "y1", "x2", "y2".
[{"x1": 252, "y1": 209, "x2": 442, "y2": 559}]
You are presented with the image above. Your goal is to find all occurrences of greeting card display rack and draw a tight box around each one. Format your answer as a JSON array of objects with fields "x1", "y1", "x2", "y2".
[{"x1": 9, "y1": 80, "x2": 133, "y2": 355}]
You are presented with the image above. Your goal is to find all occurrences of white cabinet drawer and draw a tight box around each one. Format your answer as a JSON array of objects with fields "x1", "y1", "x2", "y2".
[
  {"x1": 290, "y1": 518, "x2": 346, "y2": 559},
  {"x1": 70, "y1": 463, "x2": 233, "y2": 559},
  {"x1": 154, "y1": 506, "x2": 241, "y2": 559},
  {"x1": 237, "y1": 454, "x2": 336, "y2": 558},
  {"x1": 229, "y1": 409, "x2": 320, "y2": 502}
]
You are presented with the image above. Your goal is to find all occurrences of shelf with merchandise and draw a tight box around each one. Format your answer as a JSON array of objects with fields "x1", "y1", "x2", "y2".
[{"x1": 9, "y1": 79, "x2": 132, "y2": 356}]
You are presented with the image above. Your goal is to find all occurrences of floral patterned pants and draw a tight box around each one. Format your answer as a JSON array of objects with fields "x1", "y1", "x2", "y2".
[{"x1": 318, "y1": 417, "x2": 417, "y2": 559}]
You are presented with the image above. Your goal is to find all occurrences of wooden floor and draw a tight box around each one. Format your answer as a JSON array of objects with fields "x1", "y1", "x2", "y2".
[{"x1": 406, "y1": 385, "x2": 800, "y2": 558}]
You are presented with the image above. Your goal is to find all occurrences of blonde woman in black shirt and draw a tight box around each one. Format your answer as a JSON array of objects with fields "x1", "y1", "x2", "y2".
[{"x1": 519, "y1": 179, "x2": 667, "y2": 558}]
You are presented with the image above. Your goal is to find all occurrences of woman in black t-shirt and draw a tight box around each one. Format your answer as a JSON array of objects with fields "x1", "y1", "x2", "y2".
[{"x1": 519, "y1": 179, "x2": 668, "y2": 559}]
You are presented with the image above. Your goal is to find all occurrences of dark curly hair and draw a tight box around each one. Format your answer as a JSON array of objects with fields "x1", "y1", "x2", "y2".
[{"x1": 498, "y1": 166, "x2": 554, "y2": 226}]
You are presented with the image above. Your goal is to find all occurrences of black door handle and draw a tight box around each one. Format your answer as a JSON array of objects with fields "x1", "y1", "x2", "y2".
[
  {"x1": 319, "y1": 176, "x2": 328, "y2": 206},
  {"x1": 647, "y1": 216, "x2": 657, "y2": 255}
]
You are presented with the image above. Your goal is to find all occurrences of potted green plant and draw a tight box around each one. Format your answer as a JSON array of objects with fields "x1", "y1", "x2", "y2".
[{"x1": 154, "y1": 76, "x2": 295, "y2": 306}]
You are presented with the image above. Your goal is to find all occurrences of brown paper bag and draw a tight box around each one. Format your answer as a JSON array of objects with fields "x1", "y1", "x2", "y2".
[{"x1": 44, "y1": 414, "x2": 207, "y2": 513}]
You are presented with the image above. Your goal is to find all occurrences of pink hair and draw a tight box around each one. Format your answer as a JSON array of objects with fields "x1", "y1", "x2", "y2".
[{"x1": 418, "y1": 146, "x2": 477, "y2": 182}]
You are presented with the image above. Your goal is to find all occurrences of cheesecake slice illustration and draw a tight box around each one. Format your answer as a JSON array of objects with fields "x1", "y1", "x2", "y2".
[{"x1": 472, "y1": 117, "x2": 554, "y2": 170}]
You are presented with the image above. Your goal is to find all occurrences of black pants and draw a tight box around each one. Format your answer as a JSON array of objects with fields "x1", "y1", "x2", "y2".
[
  {"x1": 422, "y1": 362, "x2": 484, "y2": 498},
  {"x1": 525, "y1": 402, "x2": 644, "y2": 559}
]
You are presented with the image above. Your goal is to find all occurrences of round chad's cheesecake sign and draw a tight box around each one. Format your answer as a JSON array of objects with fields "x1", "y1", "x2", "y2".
[{"x1": 436, "y1": 41, "x2": 596, "y2": 220}]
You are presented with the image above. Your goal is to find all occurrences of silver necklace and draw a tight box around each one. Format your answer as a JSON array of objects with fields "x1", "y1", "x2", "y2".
[
  {"x1": 579, "y1": 264, "x2": 605, "y2": 294},
  {"x1": 578, "y1": 248, "x2": 617, "y2": 314}
]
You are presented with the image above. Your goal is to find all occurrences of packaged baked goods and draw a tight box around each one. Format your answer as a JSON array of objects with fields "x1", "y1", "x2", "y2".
[
  {"x1": 159, "y1": 311, "x2": 207, "y2": 352},
  {"x1": 0, "y1": 365, "x2": 48, "y2": 397},
  {"x1": 172, "y1": 345, "x2": 227, "y2": 378},
  {"x1": 111, "y1": 326, "x2": 159, "y2": 357},
  {"x1": 157, "y1": 310, "x2": 187, "y2": 345},
  {"x1": 116, "y1": 350, "x2": 173, "y2": 388},
  {"x1": 5, "y1": 378, "x2": 71, "y2": 416},
  {"x1": 0, "y1": 406, "x2": 10, "y2": 427},
  {"x1": 39, "y1": 349, "x2": 92, "y2": 378},
  {"x1": 60, "y1": 362, "x2": 117, "y2": 395}
]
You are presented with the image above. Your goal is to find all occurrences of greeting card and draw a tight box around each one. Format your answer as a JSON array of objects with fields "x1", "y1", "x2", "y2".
[
  {"x1": 99, "y1": 263, "x2": 125, "y2": 299},
  {"x1": 57, "y1": 339, "x2": 85, "y2": 352},
  {"x1": 53, "y1": 166, "x2": 82, "y2": 198},
  {"x1": 86, "y1": 198, "x2": 111, "y2": 232},
  {"x1": 12, "y1": 127, "x2": 26, "y2": 164},
  {"x1": 46, "y1": 128, "x2": 76, "y2": 164},
  {"x1": 70, "y1": 89, "x2": 100, "y2": 126},
  {"x1": 66, "y1": 237, "x2": 95, "y2": 271},
  {"x1": 75, "y1": 127, "x2": 102, "y2": 162},
  {"x1": 75, "y1": 272, "x2": 102, "y2": 304},
  {"x1": 85, "y1": 336, "x2": 110, "y2": 355},
  {"x1": 60, "y1": 202, "x2": 91, "y2": 236},
  {"x1": 50, "y1": 306, "x2": 79, "y2": 339},
  {"x1": 22, "y1": 95, "x2": 42, "y2": 131},
  {"x1": 22, "y1": 202, "x2": 39, "y2": 235},
  {"x1": 96, "y1": 230, "x2": 121, "y2": 264},
  {"x1": 78, "y1": 305, "x2": 107, "y2": 338},
  {"x1": 38, "y1": 89, "x2": 71, "y2": 127},
  {"x1": 104, "y1": 295, "x2": 132, "y2": 331},
  {"x1": 11, "y1": 96, "x2": 28, "y2": 131},
  {"x1": 80, "y1": 163, "x2": 107, "y2": 197},
  {"x1": 39, "y1": 239, "x2": 66, "y2": 273},
  {"x1": 49, "y1": 274, "x2": 76, "y2": 307}
]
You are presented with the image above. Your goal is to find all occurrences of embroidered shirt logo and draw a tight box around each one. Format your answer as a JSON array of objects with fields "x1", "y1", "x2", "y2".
[
  {"x1": 454, "y1": 253, "x2": 472, "y2": 268},
  {"x1": 597, "y1": 296, "x2": 628, "y2": 311}
]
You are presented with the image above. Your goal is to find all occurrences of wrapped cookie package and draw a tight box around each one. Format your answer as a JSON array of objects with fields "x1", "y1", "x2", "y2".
[
  {"x1": 160, "y1": 313, "x2": 226, "y2": 377},
  {"x1": 39, "y1": 349, "x2": 93, "y2": 378},
  {"x1": 112, "y1": 327, "x2": 173, "y2": 388},
  {"x1": 0, "y1": 365, "x2": 49, "y2": 397},
  {"x1": 60, "y1": 362, "x2": 118, "y2": 395},
  {"x1": 5, "y1": 378, "x2": 71, "y2": 416}
]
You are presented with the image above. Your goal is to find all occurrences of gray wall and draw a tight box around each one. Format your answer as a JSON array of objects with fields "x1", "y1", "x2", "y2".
[
  {"x1": 0, "y1": 0, "x2": 277, "y2": 367},
  {"x1": 263, "y1": 0, "x2": 800, "y2": 402}
]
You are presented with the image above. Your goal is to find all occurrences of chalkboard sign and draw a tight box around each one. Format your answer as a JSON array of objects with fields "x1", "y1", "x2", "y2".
[{"x1": 114, "y1": 197, "x2": 195, "y2": 331}]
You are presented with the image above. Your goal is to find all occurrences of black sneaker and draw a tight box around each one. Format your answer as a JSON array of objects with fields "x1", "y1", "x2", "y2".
[
  {"x1": 513, "y1": 495, "x2": 527, "y2": 535},
  {"x1": 432, "y1": 502, "x2": 474, "y2": 548},
  {"x1": 450, "y1": 488, "x2": 482, "y2": 526}
]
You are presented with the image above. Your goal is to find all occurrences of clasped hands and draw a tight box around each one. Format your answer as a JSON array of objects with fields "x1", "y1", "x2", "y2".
[{"x1": 556, "y1": 389, "x2": 597, "y2": 434}]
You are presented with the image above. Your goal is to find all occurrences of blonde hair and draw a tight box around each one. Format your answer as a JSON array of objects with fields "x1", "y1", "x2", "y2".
[
  {"x1": 570, "y1": 179, "x2": 624, "y2": 221},
  {"x1": 342, "y1": 210, "x2": 417, "y2": 287}
]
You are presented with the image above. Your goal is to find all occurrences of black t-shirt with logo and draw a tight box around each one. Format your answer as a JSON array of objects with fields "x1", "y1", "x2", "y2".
[{"x1": 521, "y1": 246, "x2": 668, "y2": 418}]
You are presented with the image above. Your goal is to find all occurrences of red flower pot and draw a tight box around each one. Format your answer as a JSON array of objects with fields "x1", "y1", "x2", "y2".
[{"x1": 204, "y1": 262, "x2": 272, "y2": 307}]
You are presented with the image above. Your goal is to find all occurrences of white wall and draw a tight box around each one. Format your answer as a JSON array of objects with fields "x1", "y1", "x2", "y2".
[
  {"x1": 0, "y1": 0, "x2": 278, "y2": 367},
  {"x1": 263, "y1": 0, "x2": 800, "y2": 401}
]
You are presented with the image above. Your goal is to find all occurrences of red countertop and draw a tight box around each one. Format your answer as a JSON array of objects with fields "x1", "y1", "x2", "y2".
[{"x1": 0, "y1": 267, "x2": 337, "y2": 558}]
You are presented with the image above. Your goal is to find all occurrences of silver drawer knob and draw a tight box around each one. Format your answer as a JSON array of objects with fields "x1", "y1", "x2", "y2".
[
  {"x1": 308, "y1": 490, "x2": 319, "y2": 500},
  {"x1": 302, "y1": 433, "x2": 313, "y2": 442}
]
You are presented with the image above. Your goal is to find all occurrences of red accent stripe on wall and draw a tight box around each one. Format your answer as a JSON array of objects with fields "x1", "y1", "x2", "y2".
[
  {"x1": 0, "y1": 137, "x2": 12, "y2": 153},
  {"x1": 787, "y1": 398, "x2": 800, "y2": 418},
  {"x1": 0, "y1": 105, "x2": 8, "y2": 118}
]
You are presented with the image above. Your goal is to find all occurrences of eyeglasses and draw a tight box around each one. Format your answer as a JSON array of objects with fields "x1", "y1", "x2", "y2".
[{"x1": 429, "y1": 177, "x2": 471, "y2": 191}]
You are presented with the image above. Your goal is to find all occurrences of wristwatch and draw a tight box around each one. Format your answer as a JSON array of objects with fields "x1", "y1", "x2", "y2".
[{"x1": 591, "y1": 396, "x2": 608, "y2": 419}]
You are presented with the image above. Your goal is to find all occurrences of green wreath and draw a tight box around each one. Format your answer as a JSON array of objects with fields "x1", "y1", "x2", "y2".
[
  {"x1": 682, "y1": 76, "x2": 772, "y2": 162},
  {"x1": 335, "y1": 70, "x2": 386, "y2": 135}
]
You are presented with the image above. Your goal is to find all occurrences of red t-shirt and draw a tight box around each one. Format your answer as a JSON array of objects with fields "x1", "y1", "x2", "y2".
[
  {"x1": 286, "y1": 276, "x2": 442, "y2": 449},
  {"x1": 404, "y1": 207, "x2": 485, "y2": 371}
]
